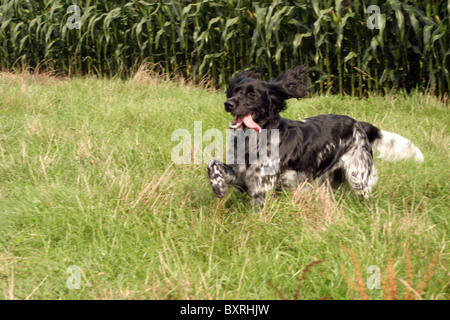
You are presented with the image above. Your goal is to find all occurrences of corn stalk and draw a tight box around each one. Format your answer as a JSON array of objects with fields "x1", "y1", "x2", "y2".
[{"x1": 0, "y1": 0, "x2": 447, "y2": 97}]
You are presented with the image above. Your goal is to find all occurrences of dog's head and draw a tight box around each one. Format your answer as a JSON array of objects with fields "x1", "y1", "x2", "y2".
[{"x1": 225, "y1": 66, "x2": 308, "y2": 132}]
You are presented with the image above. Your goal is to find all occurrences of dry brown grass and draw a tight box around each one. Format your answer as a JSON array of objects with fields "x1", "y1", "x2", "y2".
[
  {"x1": 402, "y1": 246, "x2": 415, "y2": 300},
  {"x1": 268, "y1": 260, "x2": 327, "y2": 300},
  {"x1": 1, "y1": 253, "x2": 48, "y2": 300},
  {"x1": 382, "y1": 252, "x2": 398, "y2": 300},
  {"x1": 131, "y1": 62, "x2": 214, "y2": 90},
  {"x1": 340, "y1": 245, "x2": 440, "y2": 300},
  {"x1": 92, "y1": 271, "x2": 173, "y2": 300},
  {"x1": 416, "y1": 250, "x2": 440, "y2": 297},
  {"x1": 291, "y1": 181, "x2": 345, "y2": 231},
  {"x1": 0, "y1": 68, "x2": 62, "y2": 88},
  {"x1": 115, "y1": 163, "x2": 175, "y2": 215},
  {"x1": 339, "y1": 245, "x2": 370, "y2": 300}
]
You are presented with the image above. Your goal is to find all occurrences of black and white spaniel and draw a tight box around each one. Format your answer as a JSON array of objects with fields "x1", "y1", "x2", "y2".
[{"x1": 208, "y1": 66, "x2": 424, "y2": 207}]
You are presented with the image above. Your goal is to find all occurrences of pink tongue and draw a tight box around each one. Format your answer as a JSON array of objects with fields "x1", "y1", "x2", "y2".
[{"x1": 241, "y1": 114, "x2": 262, "y2": 133}]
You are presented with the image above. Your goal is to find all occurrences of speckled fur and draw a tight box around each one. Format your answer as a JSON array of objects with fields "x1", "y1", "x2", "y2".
[{"x1": 208, "y1": 66, "x2": 423, "y2": 207}]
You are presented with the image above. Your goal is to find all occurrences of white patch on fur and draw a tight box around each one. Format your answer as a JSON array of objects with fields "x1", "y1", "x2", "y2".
[
  {"x1": 281, "y1": 170, "x2": 298, "y2": 188},
  {"x1": 338, "y1": 127, "x2": 378, "y2": 198},
  {"x1": 373, "y1": 130, "x2": 424, "y2": 163}
]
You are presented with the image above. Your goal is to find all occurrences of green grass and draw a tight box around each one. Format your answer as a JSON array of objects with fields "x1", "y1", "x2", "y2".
[{"x1": 0, "y1": 72, "x2": 448, "y2": 300}]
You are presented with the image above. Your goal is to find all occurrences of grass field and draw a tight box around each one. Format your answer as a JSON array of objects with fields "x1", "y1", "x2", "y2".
[{"x1": 0, "y1": 72, "x2": 448, "y2": 300}]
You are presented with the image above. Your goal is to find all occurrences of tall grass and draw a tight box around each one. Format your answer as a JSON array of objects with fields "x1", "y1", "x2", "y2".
[
  {"x1": 0, "y1": 0, "x2": 448, "y2": 96},
  {"x1": 0, "y1": 72, "x2": 448, "y2": 299}
]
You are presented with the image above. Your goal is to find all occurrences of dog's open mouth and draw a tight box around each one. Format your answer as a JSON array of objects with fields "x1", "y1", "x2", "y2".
[{"x1": 229, "y1": 113, "x2": 261, "y2": 132}]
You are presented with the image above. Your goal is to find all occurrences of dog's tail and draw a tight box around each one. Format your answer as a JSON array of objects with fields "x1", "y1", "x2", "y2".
[{"x1": 359, "y1": 122, "x2": 424, "y2": 163}]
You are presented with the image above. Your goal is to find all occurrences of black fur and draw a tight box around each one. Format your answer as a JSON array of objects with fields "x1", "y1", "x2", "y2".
[{"x1": 208, "y1": 66, "x2": 421, "y2": 207}]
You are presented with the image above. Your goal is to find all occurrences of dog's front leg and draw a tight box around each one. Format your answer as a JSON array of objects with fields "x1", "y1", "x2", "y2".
[
  {"x1": 245, "y1": 166, "x2": 274, "y2": 208},
  {"x1": 207, "y1": 160, "x2": 238, "y2": 198}
]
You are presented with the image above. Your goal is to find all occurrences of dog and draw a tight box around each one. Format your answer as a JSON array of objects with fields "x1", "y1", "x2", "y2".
[{"x1": 207, "y1": 66, "x2": 424, "y2": 207}]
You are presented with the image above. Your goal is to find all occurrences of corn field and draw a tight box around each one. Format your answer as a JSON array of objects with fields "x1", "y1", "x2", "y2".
[{"x1": 0, "y1": 0, "x2": 448, "y2": 96}]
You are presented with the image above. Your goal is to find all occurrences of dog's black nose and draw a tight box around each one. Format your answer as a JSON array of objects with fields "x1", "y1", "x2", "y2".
[{"x1": 224, "y1": 100, "x2": 236, "y2": 111}]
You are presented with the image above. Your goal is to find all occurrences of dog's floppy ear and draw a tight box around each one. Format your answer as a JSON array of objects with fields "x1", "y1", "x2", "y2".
[
  {"x1": 265, "y1": 66, "x2": 308, "y2": 116},
  {"x1": 266, "y1": 66, "x2": 308, "y2": 116},
  {"x1": 268, "y1": 65, "x2": 308, "y2": 100},
  {"x1": 226, "y1": 70, "x2": 262, "y2": 98}
]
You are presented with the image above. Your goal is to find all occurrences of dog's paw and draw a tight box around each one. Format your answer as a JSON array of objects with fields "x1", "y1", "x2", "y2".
[
  {"x1": 208, "y1": 160, "x2": 227, "y2": 198},
  {"x1": 211, "y1": 181, "x2": 227, "y2": 198}
]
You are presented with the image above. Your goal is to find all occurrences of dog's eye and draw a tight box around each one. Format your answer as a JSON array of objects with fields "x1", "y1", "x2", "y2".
[{"x1": 247, "y1": 92, "x2": 257, "y2": 99}]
